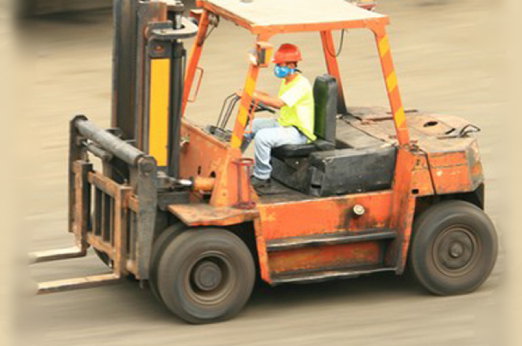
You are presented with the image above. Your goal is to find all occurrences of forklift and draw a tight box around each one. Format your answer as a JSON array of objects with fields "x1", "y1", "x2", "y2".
[{"x1": 30, "y1": 0, "x2": 498, "y2": 324}]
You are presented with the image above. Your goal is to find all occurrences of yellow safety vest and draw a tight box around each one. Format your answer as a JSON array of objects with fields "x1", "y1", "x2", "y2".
[{"x1": 277, "y1": 74, "x2": 316, "y2": 141}]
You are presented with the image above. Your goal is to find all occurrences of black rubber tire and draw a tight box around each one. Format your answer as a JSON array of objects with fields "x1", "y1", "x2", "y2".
[
  {"x1": 156, "y1": 228, "x2": 255, "y2": 324},
  {"x1": 410, "y1": 200, "x2": 497, "y2": 296},
  {"x1": 149, "y1": 224, "x2": 185, "y2": 303}
]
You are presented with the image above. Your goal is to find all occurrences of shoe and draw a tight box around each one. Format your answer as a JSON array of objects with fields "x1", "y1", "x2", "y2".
[{"x1": 251, "y1": 176, "x2": 271, "y2": 189}]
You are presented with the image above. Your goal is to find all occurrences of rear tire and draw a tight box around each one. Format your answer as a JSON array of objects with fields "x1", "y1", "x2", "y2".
[
  {"x1": 410, "y1": 200, "x2": 497, "y2": 295},
  {"x1": 156, "y1": 228, "x2": 255, "y2": 324}
]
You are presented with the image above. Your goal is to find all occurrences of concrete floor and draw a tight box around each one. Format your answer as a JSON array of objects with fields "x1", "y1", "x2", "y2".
[{"x1": 18, "y1": 1, "x2": 508, "y2": 345}]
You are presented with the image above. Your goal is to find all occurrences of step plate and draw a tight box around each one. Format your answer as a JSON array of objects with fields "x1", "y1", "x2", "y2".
[
  {"x1": 267, "y1": 229, "x2": 396, "y2": 252},
  {"x1": 271, "y1": 266, "x2": 396, "y2": 285}
]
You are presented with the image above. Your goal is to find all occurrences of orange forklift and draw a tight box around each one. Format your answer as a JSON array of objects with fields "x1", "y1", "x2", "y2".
[{"x1": 30, "y1": 0, "x2": 498, "y2": 324}]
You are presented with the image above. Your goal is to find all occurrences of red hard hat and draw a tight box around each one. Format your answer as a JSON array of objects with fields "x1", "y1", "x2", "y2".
[{"x1": 273, "y1": 43, "x2": 302, "y2": 64}]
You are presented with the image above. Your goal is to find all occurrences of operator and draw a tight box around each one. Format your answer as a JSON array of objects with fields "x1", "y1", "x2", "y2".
[{"x1": 243, "y1": 43, "x2": 316, "y2": 190}]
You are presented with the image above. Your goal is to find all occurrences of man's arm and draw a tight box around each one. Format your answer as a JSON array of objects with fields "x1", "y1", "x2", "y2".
[
  {"x1": 237, "y1": 89, "x2": 286, "y2": 109},
  {"x1": 252, "y1": 91, "x2": 286, "y2": 109}
]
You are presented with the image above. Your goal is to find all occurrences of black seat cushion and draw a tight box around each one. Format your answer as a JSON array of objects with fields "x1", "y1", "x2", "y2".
[
  {"x1": 272, "y1": 139, "x2": 335, "y2": 159},
  {"x1": 308, "y1": 146, "x2": 397, "y2": 196},
  {"x1": 271, "y1": 145, "x2": 397, "y2": 197}
]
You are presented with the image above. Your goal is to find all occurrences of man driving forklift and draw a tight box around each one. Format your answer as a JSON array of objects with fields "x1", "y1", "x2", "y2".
[{"x1": 242, "y1": 43, "x2": 316, "y2": 190}]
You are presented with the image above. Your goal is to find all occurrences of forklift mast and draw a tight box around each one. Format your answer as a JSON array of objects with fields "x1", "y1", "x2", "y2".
[
  {"x1": 112, "y1": 0, "x2": 193, "y2": 178},
  {"x1": 31, "y1": 0, "x2": 198, "y2": 293}
]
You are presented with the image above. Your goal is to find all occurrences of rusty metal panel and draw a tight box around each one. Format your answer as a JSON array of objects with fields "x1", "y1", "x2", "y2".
[
  {"x1": 424, "y1": 138, "x2": 483, "y2": 194},
  {"x1": 88, "y1": 171, "x2": 120, "y2": 198},
  {"x1": 86, "y1": 168, "x2": 137, "y2": 277},
  {"x1": 168, "y1": 203, "x2": 259, "y2": 227},
  {"x1": 407, "y1": 113, "x2": 454, "y2": 137},
  {"x1": 266, "y1": 229, "x2": 396, "y2": 252},
  {"x1": 272, "y1": 266, "x2": 393, "y2": 284},
  {"x1": 254, "y1": 191, "x2": 392, "y2": 283},
  {"x1": 87, "y1": 234, "x2": 114, "y2": 259},
  {"x1": 347, "y1": 112, "x2": 484, "y2": 197},
  {"x1": 347, "y1": 106, "x2": 391, "y2": 121},
  {"x1": 430, "y1": 163, "x2": 475, "y2": 194},
  {"x1": 179, "y1": 121, "x2": 250, "y2": 208},
  {"x1": 350, "y1": 117, "x2": 397, "y2": 143},
  {"x1": 268, "y1": 242, "x2": 382, "y2": 274},
  {"x1": 385, "y1": 148, "x2": 417, "y2": 271},
  {"x1": 179, "y1": 120, "x2": 229, "y2": 179},
  {"x1": 253, "y1": 218, "x2": 271, "y2": 283},
  {"x1": 411, "y1": 153, "x2": 435, "y2": 196},
  {"x1": 257, "y1": 191, "x2": 393, "y2": 241},
  {"x1": 113, "y1": 186, "x2": 132, "y2": 274},
  {"x1": 68, "y1": 117, "x2": 83, "y2": 235},
  {"x1": 128, "y1": 195, "x2": 139, "y2": 212},
  {"x1": 348, "y1": 111, "x2": 475, "y2": 145},
  {"x1": 72, "y1": 161, "x2": 92, "y2": 250}
]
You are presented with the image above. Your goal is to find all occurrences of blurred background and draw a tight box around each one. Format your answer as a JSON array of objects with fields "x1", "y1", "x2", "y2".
[
  {"x1": 17, "y1": 0, "x2": 111, "y2": 17},
  {"x1": 0, "y1": 0, "x2": 520, "y2": 345}
]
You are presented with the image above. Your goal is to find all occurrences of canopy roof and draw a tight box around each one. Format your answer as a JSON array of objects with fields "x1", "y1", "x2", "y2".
[{"x1": 198, "y1": 0, "x2": 389, "y2": 35}]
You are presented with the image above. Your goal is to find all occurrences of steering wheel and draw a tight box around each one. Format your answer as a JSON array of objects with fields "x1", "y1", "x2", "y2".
[
  {"x1": 216, "y1": 93, "x2": 277, "y2": 130},
  {"x1": 250, "y1": 99, "x2": 276, "y2": 114}
]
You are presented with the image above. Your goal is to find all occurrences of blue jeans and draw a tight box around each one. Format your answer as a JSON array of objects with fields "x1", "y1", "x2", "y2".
[{"x1": 247, "y1": 118, "x2": 307, "y2": 180}]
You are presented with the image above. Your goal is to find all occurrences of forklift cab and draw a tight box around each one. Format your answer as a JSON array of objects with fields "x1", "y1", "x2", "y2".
[{"x1": 179, "y1": 0, "x2": 403, "y2": 200}]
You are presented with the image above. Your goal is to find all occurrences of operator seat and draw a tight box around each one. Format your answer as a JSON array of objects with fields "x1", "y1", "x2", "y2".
[
  {"x1": 272, "y1": 74, "x2": 338, "y2": 159},
  {"x1": 270, "y1": 74, "x2": 396, "y2": 197}
]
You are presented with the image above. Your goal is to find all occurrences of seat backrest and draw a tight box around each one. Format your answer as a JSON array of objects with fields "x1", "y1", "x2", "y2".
[{"x1": 313, "y1": 74, "x2": 338, "y2": 142}]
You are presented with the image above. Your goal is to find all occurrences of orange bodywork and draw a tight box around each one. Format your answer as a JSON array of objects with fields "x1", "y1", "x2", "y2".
[
  {"x1": 179, "y1": 120, "x2": 255, "y2": 208},
  {"x1": 167, "y1": 0, "x2": 484, "y2": 284},
  {"x1": 426, "y1": 139, "x2": 483, "y2": 194},
  {"x1": 254, "y1": 191, "x2": 393, "y2": 281}
]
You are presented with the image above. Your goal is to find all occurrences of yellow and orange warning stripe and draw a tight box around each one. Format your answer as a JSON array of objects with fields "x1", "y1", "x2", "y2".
[
  {"x1": 230, "y1": 64, "x2": 260, "y2": 149},
  {"x1": 376, "y1": 32, "x2": 409, "y2": 145}
]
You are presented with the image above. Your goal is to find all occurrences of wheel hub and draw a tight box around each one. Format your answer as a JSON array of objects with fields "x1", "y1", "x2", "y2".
[
  {"x1": 435, "y1": 227, "x2": 479, "y2": 274},
  {"x1": 192, "y1": 260, "x2": 223, "y2": 291},
  {"x1": 449, "y1": 242, "x2": 464, "y2": 258}
]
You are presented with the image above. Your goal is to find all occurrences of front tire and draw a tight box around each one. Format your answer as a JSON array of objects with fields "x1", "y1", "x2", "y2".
[
  {"x1": 156, "y1": 228, "x2": 255, "y2": 324},
  {"x1": 149, "y1": 224, "x2": 185, "y2": 303},
  {"x1": 410, "y1": 200, "x2": 497, "y2": 295}
]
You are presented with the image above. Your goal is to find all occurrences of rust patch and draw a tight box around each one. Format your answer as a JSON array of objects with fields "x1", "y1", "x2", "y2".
[
  {"x1": 168, "y1": 203, "x2": 259, "y2": 226},
  {"x1": 257, "y1": 191, "x2": 393, "y2": 241},
  {"x1": 268, "y1": 241, "x2": 382, "y2": 274}
]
